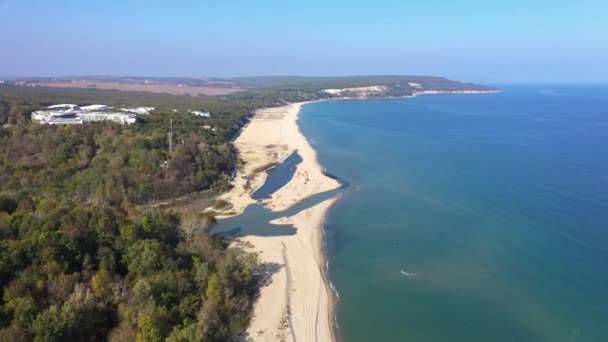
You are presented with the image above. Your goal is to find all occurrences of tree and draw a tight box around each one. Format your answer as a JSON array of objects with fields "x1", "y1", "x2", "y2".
[
  {"x1": 123, "y1": 240, "x2": 176, "y2": 277},
  {"x1": 179, "y1": 212, "x2": 216, "y2": 245},
  {"x1": 136, "y1": 311, "x2": 163, "y2": 342},
  {"x1": 31, "y1": 305, "x2": 68, "y2": 342},
  {"x1": 91, "y1": 270, "x2": 112, "y2": 300}
]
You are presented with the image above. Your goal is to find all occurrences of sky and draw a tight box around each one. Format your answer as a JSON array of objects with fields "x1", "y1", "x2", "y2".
[{"x1": 0, "y1": 0, "x2": 607, "y2": 83}]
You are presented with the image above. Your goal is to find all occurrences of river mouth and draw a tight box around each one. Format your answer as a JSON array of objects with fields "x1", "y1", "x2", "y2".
[
  {"x1": 211, "y1": 150, "x2": 348, "y2": 237},
  {"x1": 251, "y1": 151, "x2": 303, "y2": 200}
]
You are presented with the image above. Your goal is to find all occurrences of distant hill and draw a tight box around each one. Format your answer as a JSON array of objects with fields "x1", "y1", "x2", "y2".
[
  {"x1": 227, "y1": 75, "x2": 497, "y2": 91},
  {"x1": 3, "y1": 75, "x2": 497, "y2": 99},
  {"x1": 224, "y1": 75, "x2": 499, "y2": 106}
]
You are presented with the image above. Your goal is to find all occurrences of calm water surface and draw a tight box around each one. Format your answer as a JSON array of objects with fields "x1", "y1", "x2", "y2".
[{"x1": 298, "y1": 85, "x2": 608, "y2": 342}]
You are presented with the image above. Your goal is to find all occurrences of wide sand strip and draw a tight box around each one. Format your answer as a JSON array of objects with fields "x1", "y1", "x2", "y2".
[
  {"x1": 212, "y1": 102, "x2": 341, "y2": 341},
  {"x1": 215, "y1": 102, "x2": 341, "y2": 217},
  {"x1": 263, "y1": 103, "x2": 341, "y2": 212},
  {"x1": 240, "y1": 197, "x2": 338, "y2": 342}
]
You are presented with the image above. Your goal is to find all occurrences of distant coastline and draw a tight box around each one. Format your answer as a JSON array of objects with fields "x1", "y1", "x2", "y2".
[
  {"x1": 329, "y1": 88, "x2": 501, "y2": 101},
  {"x1": 284, "y1": 85, "x2": 608, "y2": 341}
]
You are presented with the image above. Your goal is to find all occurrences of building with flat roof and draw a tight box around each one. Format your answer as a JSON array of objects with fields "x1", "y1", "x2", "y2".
[
  {"x1": 120, "y1": 107, "x2": 155, "y2": 115},
  {"x1": 32, "y1": 104, "x2": 139, "y2": 125},
  {"x1": 188, "y1": 110, "x2": 210, "y2": 117}
]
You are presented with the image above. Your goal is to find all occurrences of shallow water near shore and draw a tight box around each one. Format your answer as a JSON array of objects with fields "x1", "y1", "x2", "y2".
[{"x1": 299, "y1": 85, "x2": 608, "y2": 341}]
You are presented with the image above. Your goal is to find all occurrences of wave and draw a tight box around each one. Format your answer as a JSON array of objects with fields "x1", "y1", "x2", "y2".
[
  {"x1": 329, "y1": 280, "x2": 341, "y2": 332},
  {"x1": 329, "y1": 280, "x2": 340, "y2": 300},
  {"x1": 400, "y1": 270, "x2": 419, "y2": 277},
  {"x1": 325, "y1": 260, "x2": 341, "y2": 332}
]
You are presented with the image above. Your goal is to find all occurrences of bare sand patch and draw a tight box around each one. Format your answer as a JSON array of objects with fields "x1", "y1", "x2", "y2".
[{"x1": 37, "y1": 81, "x2": 244, "y2": 96}]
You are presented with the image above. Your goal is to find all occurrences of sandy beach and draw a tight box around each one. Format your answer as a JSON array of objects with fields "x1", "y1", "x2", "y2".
[
  {"x1": 211, "y1": 102, "x2": 341, "y2": 341},
  {"x1": 214, "y1": 102, "x2": 340, "y2": 217},
  {"x1": 238, "y1": 197, "x2": 338, "y2": 342}
]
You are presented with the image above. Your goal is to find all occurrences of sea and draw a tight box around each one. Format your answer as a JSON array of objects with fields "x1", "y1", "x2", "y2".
[{"x1": 217, "y1": 85, "x2": 608, "y2": 341}]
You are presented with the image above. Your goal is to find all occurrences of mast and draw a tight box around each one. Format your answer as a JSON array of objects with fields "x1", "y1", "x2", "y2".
[{"x1": 168, "y1": 119, "x2": 174, "y2": 154}]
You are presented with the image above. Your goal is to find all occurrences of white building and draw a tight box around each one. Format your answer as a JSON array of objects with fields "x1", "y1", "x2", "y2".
[
  {"x1": 120, "y1": 107, "x2": 155, "y2": 115},
  {"x1": 47, "y1": 104, "x2": 79, "y2": 111},
  {"x1": 188, "y1": 110, "x2": 210, "y2": 117},
  {"x1": 32, "y1": 103, "x2": 139, "y2": 125},
  {"x1": 37, "y1": 117, "x2": 84, "y2": 125},
  {"x1": 78, "y1": 112, "x2": 136, "y2": 125},
  {"x1": 81, "y1": 104, "x2": 113, "y2": 111}
]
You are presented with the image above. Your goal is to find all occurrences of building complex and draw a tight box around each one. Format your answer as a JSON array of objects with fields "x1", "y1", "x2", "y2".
[{"x1": 31, "y1": 104, "x2": 155, "y2": 125}]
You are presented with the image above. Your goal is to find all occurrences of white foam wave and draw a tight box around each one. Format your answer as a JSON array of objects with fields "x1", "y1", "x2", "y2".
[
  {"x1": 329, "y1": 282, "x2": 340, "y2": 299},
  {"x1": 400, "y1": 270, "x2": 419, "y2": 277}
]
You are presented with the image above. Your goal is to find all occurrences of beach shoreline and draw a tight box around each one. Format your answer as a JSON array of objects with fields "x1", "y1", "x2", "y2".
[
  {"x1": 211, "y1": 101, "x2": 340, "y2": 219},
  {"x1": 211, "y1": 101, "x2": 341, "y2": 342},
  {"x1": 212, "y1": 89, "x2": 499, "y2": 219},
  {"x1": 210, "y1": 89, "x2": 500, "y2": 342}
]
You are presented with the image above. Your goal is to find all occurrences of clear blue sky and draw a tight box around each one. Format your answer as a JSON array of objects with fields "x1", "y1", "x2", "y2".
[{"x1": 1, "y1": 0, "x2": 607, "y2": 83}]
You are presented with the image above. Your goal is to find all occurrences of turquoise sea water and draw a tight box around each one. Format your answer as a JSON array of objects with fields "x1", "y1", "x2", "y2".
[{"x1": 298, "y1": 85, "x2": 608, "y2": 342}]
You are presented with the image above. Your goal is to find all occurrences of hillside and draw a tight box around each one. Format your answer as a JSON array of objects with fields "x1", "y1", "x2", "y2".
[{"x1": 4, "y1": 75, "x2": 497, "y2": 100}]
